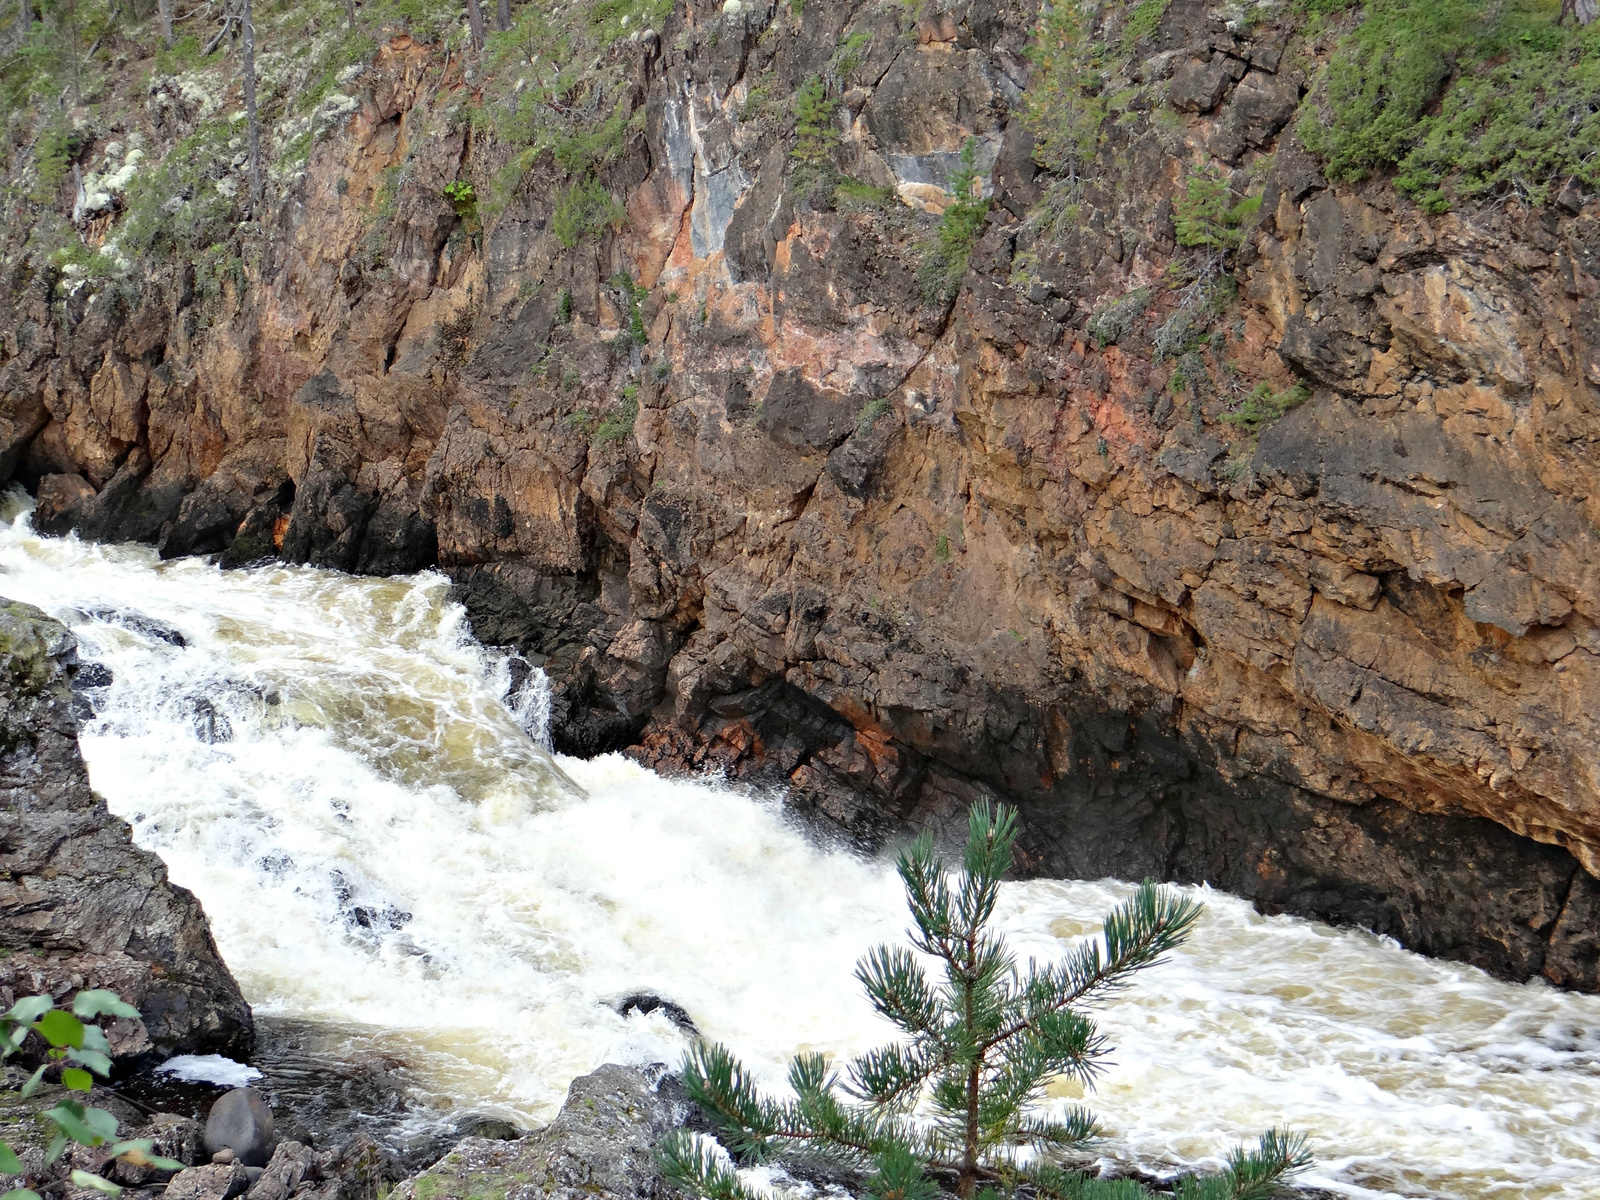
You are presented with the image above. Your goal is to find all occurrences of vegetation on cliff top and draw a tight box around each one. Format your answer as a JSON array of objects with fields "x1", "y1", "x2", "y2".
[{"x1": 659, "y1": 802, "x2": 1311, "y2": 1200}]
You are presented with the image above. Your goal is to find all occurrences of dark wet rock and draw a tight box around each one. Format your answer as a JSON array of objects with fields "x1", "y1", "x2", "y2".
[
  {"x1": 329, "y1": 870, "x2": 413, "y2": 936},
  {"x1": 0, "y1": 599, "x2": 253, "y2": 1060},
  {"x1": 188, "y1": 696, "x2": 235, "y2": 744},
  {"x1": 205, "y1": 1088, "x2": 277, "y2": 1167},
  {"x1": 615, "y1": 994, "x2": 699, "y2": 1036},
  {"x1": 84, "y1": 606, "x2": 189, "y2": 647},
  {"x1": 73, "y1": 661, "x2": 114, "y2": 689},
  {"x1": 244, "y1": 1140, "x2": 318, "y2": 1200},
  {"x1": 68, "y1": 660, "x2": 115, "y2": 724},
  {"x1": 449, "y1": 1115, "x2": 525, "y2": 1143}
]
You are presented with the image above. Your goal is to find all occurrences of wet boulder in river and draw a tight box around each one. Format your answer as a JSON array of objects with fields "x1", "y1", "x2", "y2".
[{"x1": 205, "y1": 1088, "x2": 276, "y2": 1167}]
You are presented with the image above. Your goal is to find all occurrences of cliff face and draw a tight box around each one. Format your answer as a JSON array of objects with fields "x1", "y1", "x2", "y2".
[
  {"x1": 3, "y1": 0, "x2": 1598, "y2": 989},
  {"x1": 0, "y1": 600, "x2": 253, "y2": 1060}
]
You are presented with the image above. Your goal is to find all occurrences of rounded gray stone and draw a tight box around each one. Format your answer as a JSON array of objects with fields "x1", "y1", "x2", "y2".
[{"x1": 204, "y1": 1088, "x2": 276, "y2": 1168}]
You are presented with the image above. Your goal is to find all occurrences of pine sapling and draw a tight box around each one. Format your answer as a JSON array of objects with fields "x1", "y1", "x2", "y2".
[{"x1": 659, "y1": 802, "x2": 1311, "y2": 1200}]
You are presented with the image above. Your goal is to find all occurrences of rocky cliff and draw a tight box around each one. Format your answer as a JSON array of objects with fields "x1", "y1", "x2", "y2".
[
  {"x1": 2, "y1": 0, "x2": 1597, "y2": 989},
  {"x1": 0, "y1": 600, "x2": 253, "y2": 1060}
]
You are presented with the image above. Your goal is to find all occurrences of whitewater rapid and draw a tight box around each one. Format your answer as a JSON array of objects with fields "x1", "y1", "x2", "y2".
[{"x1": 1, "y1": 498, "x2": 1596, "y2": 1200}]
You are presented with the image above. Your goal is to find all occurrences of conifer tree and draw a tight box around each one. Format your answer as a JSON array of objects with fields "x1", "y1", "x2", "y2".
[
  {"x1": 240, "y1": 0, "x2": 261, "y2": 204},
  {"x1": 659, "y1": 803, "x2": 1311, "y2": 1200}
]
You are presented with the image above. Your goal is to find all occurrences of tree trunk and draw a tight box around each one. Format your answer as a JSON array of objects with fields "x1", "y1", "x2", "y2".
[
  {"x1": 66, "y1": 0, "x2": 80, "y2": 105},
  {"x1": 158, "y1": 0, "x2": 172, "y2": 46},
  {"x1": 345, "y1": 0, "x2": 357, "y2": 31},
  {"x1": 14, "y1": 0, "x2": 30, "y2": 38},
  {"x1": 1579, "y1": 0, "x2": 1598, "y2": 23},
  {"x1": 465, "y1": 0, "x2": 485, "y2": 48},
  {"x1": 496, "y1": 0, "x2": 510, "y2": 32},
  {"x1": 241, "y1": 0, "x2": 261, "y2": 205}
]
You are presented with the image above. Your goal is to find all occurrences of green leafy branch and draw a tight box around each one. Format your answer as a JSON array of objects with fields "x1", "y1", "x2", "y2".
[{"x1": 0, "y1": 991, "x2": 181, "y2": 1200}]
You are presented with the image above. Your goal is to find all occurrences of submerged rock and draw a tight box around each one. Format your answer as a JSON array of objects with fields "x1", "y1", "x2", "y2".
[
  {"x1": 0, "y1": 599, "x2": 253, "y2": 1060},
  {"x1": 615, "y1": 994, "x2": 700, "y2": 1036}
]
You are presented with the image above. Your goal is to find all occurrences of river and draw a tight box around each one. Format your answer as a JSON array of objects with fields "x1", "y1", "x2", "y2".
[{"x1": 1, "y1": 495, "x2": 1595, "y2": 1200}]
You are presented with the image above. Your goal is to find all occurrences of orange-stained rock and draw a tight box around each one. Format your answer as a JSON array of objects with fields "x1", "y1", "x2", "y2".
[{"x1": 7, "y1": 0, "x2": 1600, "y2": 990}]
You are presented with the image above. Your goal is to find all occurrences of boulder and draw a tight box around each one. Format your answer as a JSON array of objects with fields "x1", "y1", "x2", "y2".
[
  {"x1": 243, "y1": 1140, "x2": 317, "y2": 1200},
  {"x1": 205, "y1": 1088, "x2": 277, "y2": 1168},
  {"x1": 163, "y1": 1162, "x2": 251, "y2": 1200},
  {"x1": 0, "y1": 600, "x2": 253, "y2": 1060},
  {"x1": 390, "y1": 1066, "x2": 691, "y2": 1200}
]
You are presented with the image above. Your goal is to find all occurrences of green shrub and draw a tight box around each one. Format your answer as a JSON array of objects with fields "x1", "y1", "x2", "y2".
[
  {"x1": 834, "y1": 31, "x2": 870, "y2": 79},
  {"x1": 792, "y1": 75, "x2": 839, "y2": 169},
  {"x1": 443, "y1": 179, "x2": 480, "y2": 235},
  {"x1": 592, "y1": 391, "x2": 638, "y2": 446},
  {"x1": 294, "y1": 25, "x2": 378, "y2": 114},
  {"x1": 1173, "y1": 168, "x2": 1262, "y2": 250},
  {"x1": 858, "y1": 395, "x2": 891, "y2": 430},
  {"x1": 918, "y1": 139, "x2": 992, "y2": 302},
  {"x1": 31, "y1": 122, "x2": 80, "y2": 203},
  {"x1": 609, "y1": 271, "x2": 648, "y2": 342},
  {"x1": 1122, "y1": 0, "x2": 1172, "y2": 50},
  {"x1": 1223, "y1": 380, "x2": 1312, "y2": 432},
  {"x1": 835, "y1": 178, "x2": 897, "y2": 207},
  {"x1": 552, "y1": 178, "x2": 624, "y2": 247},
  {"x1": 1302, "y1": 0, "x2": 1600, "y2": 208},
  {"x1": 658, "y1": 802, "x2": 1312, "y2": 1200},
  {"x1": 1020, "y1": 2, "x2": 1108, "y2": 179},
  {"x1": 116, "y1": 120, "x2": 244, "y2": 261}
]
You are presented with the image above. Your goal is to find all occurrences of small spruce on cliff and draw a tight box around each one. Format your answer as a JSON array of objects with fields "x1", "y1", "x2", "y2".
[{"x1": 658, "y1": 802, "x2": 1311, "y2": 1200}]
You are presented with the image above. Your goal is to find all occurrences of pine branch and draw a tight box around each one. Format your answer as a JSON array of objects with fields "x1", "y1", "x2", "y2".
[
  {"x1": 980, "y1": 882, "x2": 1201, "y2": 1055},
  {"x1": 682, "y1": 1041, "x2": 785, "y2": 1160},
  {"x1": 855, "y1": 946, "x2": 943, "y2": 1039},
  {"x1": 1022, "y1": 1162, "x2": 1149, "y2": 1200},
  {"x1": 1219, "y1": 1129, "x2": 1312, "y2": 1200},
  {"x1": 848, "y1": 1040, "x2": 939, "y2": 1109},
  {"x1": 955, "y1": 802, "x2": 1015, "y2": 935},
  {"x1": 866, "y1": 1145, "x2": 939, "y2": 1200},
  {"x1": 896, "y1": 835, "x2": 957, "y2": 959},
  {"x1": 656, "y1": 1132, "x2": 765, "y2": 1200},
  {"x1": 1010, "y1": 1111, "x2": 1099, "y2": 1150}
]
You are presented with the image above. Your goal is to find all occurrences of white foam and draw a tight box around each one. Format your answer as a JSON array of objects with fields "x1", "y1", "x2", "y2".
[
  {"x1": 1, "y1": 495, "x2": 1596, "y2": 1199},
  {"x1": 156, "y1": 1055, "x2": 265, "y2": 1087}
]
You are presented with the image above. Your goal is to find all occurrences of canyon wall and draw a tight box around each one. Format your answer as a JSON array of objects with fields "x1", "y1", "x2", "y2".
[{"x1": 3, "y1": 0, "x2": 1598, "y2": 988}]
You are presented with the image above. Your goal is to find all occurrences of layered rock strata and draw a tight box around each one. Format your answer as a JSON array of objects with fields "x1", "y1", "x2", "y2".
[{"x1": 3, "y1": 0, "x2": 1597, "y2": 988}]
